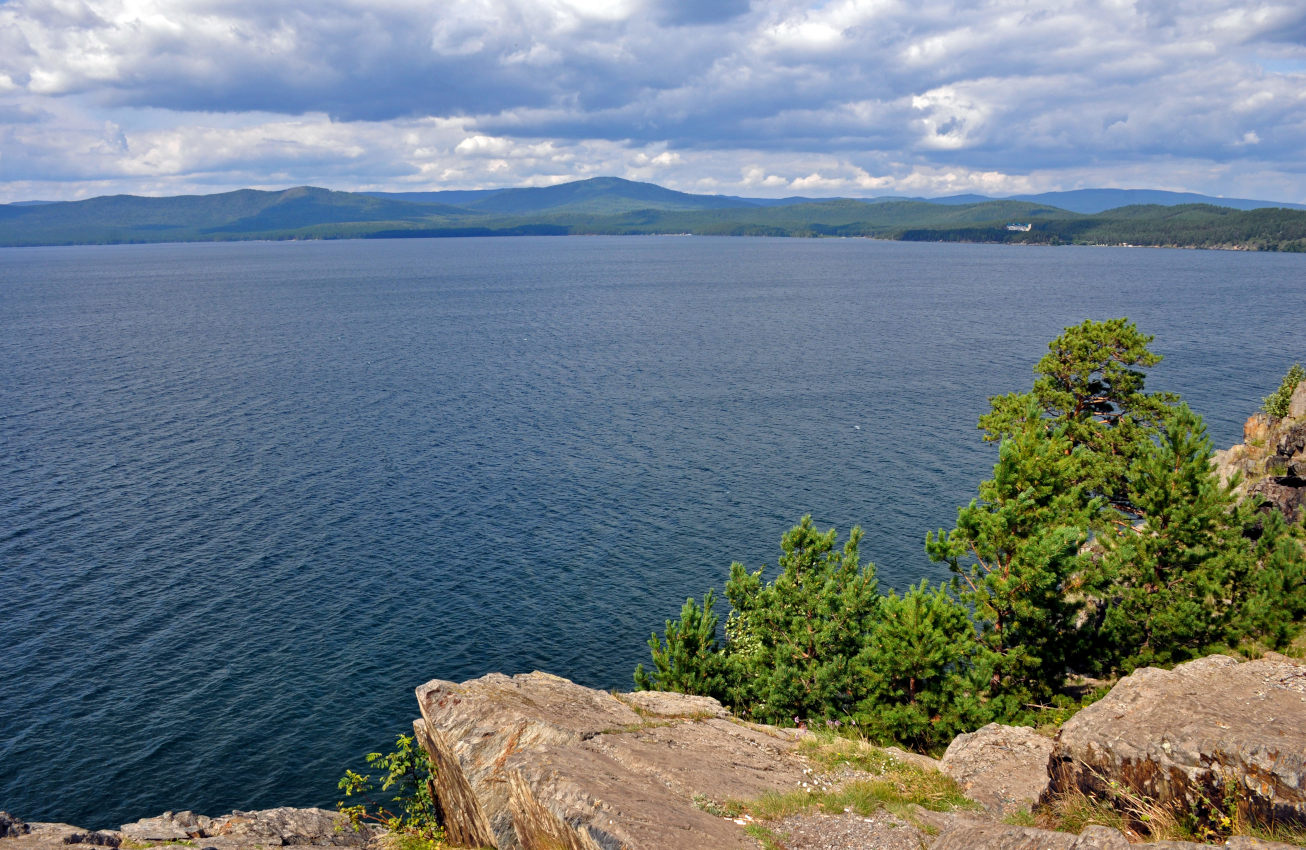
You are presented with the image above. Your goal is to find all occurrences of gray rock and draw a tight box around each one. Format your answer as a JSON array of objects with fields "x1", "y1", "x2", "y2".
[
  {"x1": 2, "y1": 810, "x2": 370, "y2": 850},
  {"x1": 60, "y1": 832, "x2": 119, "y2": 847},
  {"x1": 882, "y1": 745, "x2": 943, "y2": 774},
  {"x1": 1046, "y1": 654, "x2": 1306, "y2": 831},
  {"x1": 1067, "y1": 824, "x2": 1132, "y2": 849},
  {"x1": 111, "y1": 808, "x2": 372, "y2": 849},
  {"x1": 0, "y1": 816, "x2": 30, "y2": 840},
  {"x1": 925, "y1": 817, "x2": 1299, "y2": 850},
  {"x1": 414, "y1": 670, "x2": 810, "y2": 850},
  {"x1": 1289, "y1": 381, "x2": 1306, "y2": 419},
  {"x1": 120, "y1": 812, "x2": 209, "y2": 842},
  {"x1": 940, "y1": 723, "x2": 1054, "y2": 815},
  {"x1": 928, "y1": 817, "x2": 1076, "y2": 849},
  {"x1": 204, "y1": 808, "x2": 373, "y2": 847},
  {"x1": 1225, "y1": 837, "x2": 1306, "y2": 849},
  {"x1": 0, "y1": 823, "x2": 119, "y2": 850}
]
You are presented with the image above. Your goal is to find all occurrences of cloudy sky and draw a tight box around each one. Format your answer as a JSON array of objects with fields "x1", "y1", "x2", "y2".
[{"x1": 2, "y1": 0, "x2": 1305, "y2": 203}]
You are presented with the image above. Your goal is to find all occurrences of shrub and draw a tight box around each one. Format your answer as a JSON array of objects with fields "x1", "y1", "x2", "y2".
[
  {"x1": 1263, "y1": 363, "x2": 1304, "y2": 418},
  {"x1": 337, "y1": 734, "x2": 444, "y2": 845}
]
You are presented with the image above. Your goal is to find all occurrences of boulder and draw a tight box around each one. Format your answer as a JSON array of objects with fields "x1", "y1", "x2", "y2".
[
  {"x1": 60, "y1": 832, "x2": 119, "y2": 847},
  {"x1": 120, "y1": 812, "x2": 207, "y2": 842},
  {"x1": 1247, "y1": 412, "x2": 1273, "y2": 445},
  {"x1": 928, "y1": 817, "x2": 1078, "y2": 849},
  {"x1": 1248, "y1": 478, "x2": 1306, "y2": 523},
  {"x1": 113, "y1": 808, "x2": 372, "y2": 849},
  {"x1": 414, "y1": 671, "x2": 810, "y2": 850},
  {"x1": 203, "y1": 808, "x2": 372, "y2": 847},
  {"x1": 1290, "y1": 381, "x2": 1306, "y2": 419},
  {"x1": 0, "y1": 816, "x2": 30, "y2": 841},
  {"x1": 1214, "y1": 410, "x2": 1306, "y2": 521},
  {"x1": 1045, "y1": 654, "x2": 1306, "y2": 830},
  {"x1": 939, "y1": 723, "x2": 1054, "y2": 815}
]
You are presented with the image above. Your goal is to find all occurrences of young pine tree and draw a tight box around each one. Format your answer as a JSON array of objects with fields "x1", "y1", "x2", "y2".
[
  {"x1": 857, "y1": 580, "x2": 981, "y2": 751},
  {"x1": 927, "y1": 399, "x2": 1096, "y2": 718},
  {"x1": 634, "y1": 590, "x2": 728, "y2": 701},
  {"x1": 723, "y1": 517, "x2": 878, "y2": 724},
  {"x1": 1094, "y1": 404, "x2": 1245, "y2": 671},
  {"x1": 979, "y1": 317, "x2": 1174, "y2": 513}
]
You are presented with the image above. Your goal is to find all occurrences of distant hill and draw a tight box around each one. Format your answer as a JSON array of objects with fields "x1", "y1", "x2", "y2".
[
  {"x1": 368, "y1": 176, "x2": 749, "y2": 215},
  {"x1": 2, "y1": 178, "x2": 1304, "y2": 250},
  {"x1": 0, "y1": 186, "x2": 469, "y2": 246},
  {"x1": 927, "y1": 188, "x2": 1306, "y2": 214}
]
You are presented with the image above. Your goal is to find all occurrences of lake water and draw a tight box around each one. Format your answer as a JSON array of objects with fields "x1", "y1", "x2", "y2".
[{"x1": 1, "y1": 236, "x2": 1302, "y2": 828}]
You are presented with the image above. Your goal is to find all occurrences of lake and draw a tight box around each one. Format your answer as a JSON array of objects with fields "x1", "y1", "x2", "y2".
[{"x1": 1, "y1": 236, "x2": 1302, "y2": 827}]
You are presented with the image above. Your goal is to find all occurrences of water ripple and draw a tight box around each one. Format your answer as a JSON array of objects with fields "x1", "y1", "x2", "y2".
[{"x1": 1, "y1": 237, "x2": 1302, "y2": 828}]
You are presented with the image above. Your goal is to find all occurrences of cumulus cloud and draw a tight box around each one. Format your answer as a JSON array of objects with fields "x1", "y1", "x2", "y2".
[{"x1": 2, "y1": 0, "x2": 1306, "y2": 202}]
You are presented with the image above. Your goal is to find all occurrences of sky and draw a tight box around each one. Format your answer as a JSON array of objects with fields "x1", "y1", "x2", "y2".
[{"x1": 2, "y1": 0, "x2": 1305, "y2": 204}]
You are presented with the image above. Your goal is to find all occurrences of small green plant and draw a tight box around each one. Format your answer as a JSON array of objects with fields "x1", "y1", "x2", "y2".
[
  {"x1": 743, "y1": 822, "x2": 788, "y2": 850},
  {"x1": 691, "y1": 793, "x2": 747, "y2": 819},
  {"x1": 1263, "y1": 363, "x2": 1305, "y2": 418},
  {"x1": 739, "y1": 733, "x2": 978, "y2": 826},
  {"x1": 1002, "y1": 808, "x2": 1037, "y2": 827},
  {"x1": 337, "y1": 734, "x2": 444, "y2": 846}
]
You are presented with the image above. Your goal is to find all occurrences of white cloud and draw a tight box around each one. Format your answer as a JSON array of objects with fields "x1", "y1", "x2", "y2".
[
  {"x1": 455, "y1": 134, "x2": 514, "y2": 156},
  {"x1": 2, "y1": 0, "x2": 1306, "y2": 203}
]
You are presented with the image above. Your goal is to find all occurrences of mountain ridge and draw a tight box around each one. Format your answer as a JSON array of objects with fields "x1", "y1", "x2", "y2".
[{"x1": 2, "y1": 177, "x2": 1304, "y2": 250}]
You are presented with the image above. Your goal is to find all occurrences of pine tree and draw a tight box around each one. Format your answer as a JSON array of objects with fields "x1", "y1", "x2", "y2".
[
  {"x1": 722, "y1": 517, "x2": 878, "y2": 724},
  {"x1": 1094, "y1": 404, "x2": 1244, "y2": 670},
  {"x1": 1236, "y1": 508, "x2": 1306, "y2": 648},
  {"x1": 979, "y1": 317, "x2": 1174, "y2": 512},
  {"x1": 928, "y1": 399, "x2": 1095, "y2": 715},
  {"x1": 857, "y1": 580, "x2": 980, "y2": 751},
  {"x1": 634, "y1": 590, "x2": 728, "y2": 699}
]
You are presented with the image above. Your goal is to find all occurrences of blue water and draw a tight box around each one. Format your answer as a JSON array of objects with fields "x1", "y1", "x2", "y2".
[{"x1": 1, "y1": 237, "x2": 1302, "y2": 828}]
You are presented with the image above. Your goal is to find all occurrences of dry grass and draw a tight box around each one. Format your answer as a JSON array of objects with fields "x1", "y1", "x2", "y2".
[
  {"x1": 725, "y1": 733, "x2": 979, "y2": 830},
  {"x1": 1034, "y1": 788, "x2": 1136, "y2": 838},
  {"x1": 1036, "y1": 765, "x2": 1306, "y2": 847}
]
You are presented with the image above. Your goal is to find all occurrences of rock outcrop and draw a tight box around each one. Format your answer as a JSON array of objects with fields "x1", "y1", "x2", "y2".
[
  {"x1": 939, "y1": 723, "x2": 1055, "y2": 816},
  {"x1": 1214, "y1": 380, "x2": 1306, "y2": 522},
  {"x1": 1045, "y1": 654, "x2": 1306, "y2": 830},
  {"x1": 0, "y1": 816, "x2": 30, "y2": 841},
  {"x1": 926, "y1": 817, "x2": 1300, "y2": 850},
  {"x1": 0, "y1": 809, "x2": 374, "y2": 850},
  {"x1": 413, "y1": 671, "x2": 809, "y2": 850}
]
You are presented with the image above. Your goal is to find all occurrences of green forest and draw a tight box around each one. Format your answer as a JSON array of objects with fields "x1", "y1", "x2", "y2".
[
  {"x1": 4, "y1": 180, "x2": 1306, "y2": 250},
  {"x1": 634, "y1": 319, "x2": 1306, "y2": 751}
]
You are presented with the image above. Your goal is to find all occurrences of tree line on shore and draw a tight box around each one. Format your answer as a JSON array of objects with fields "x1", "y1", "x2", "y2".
[{"x1": 635, "y1": 319, "x2": 1306, "y2": 751}]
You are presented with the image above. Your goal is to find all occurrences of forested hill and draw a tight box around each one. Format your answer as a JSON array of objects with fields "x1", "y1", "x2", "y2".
[{"x1": 2, "y1": 178, "x2": 1305, "y2": 250}]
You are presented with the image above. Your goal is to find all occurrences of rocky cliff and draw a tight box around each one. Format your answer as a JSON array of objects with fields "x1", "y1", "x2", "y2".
[
  {"x1": 407, "y1": 656, "x2": 1306, "y2": 850},
  {"x1": 5, "y1": 653, "x2": 1303, "y2": 850},
  {"x1": 1214, "y1": 379, "x2": 1306, "y2": 522}
]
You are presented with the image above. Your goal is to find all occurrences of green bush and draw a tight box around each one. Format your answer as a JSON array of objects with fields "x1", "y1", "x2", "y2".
[
  {"x1": 1263, "y1": 363, "x2": 1304, "y2": 418},
  {"x1": 337, "y1": 734, "x2": 444, "y2": 845}
]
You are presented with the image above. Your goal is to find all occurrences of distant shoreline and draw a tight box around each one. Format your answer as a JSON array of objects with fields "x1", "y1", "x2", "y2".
[{"x1": 3, "y1": 179, "x2": 1304, "y2": 251}]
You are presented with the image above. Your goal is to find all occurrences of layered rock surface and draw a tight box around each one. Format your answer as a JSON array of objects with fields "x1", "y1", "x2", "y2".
[
  {"x1": 0, "y1": 809, "x2": 374, "y2": 850},
  {"x1": 940, "y1": 723, "x2": 1054, "y2": 816},
  {"x1": 413, "y1": 671, "x2": 808, "y2": 850},
  {"x1": 1046, "y1": 654, "x2": 1306, "y2": 830},
  {"x1": 412, "y1": 665, "x2": 1305, "y2": 849}
]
